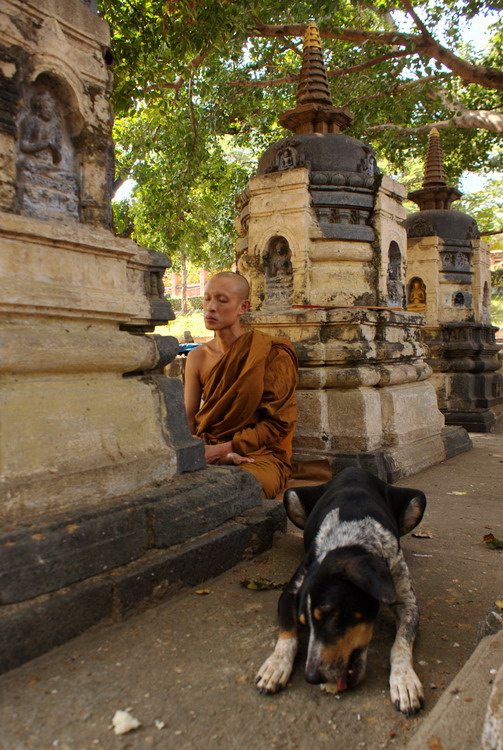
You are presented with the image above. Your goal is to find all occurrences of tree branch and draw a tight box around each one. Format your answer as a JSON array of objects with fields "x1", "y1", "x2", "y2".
[
  {"x1": 228, "y1": 50, "x2": 412, "y2": 89},
  {"x1": 250, "y1": 19, "x2": 503, "y2": 91},
  {"x1": 400, "y1": 0, "x2": 434, "y2": 41},
  {"x1": 149, "y1": 49, "x2": 209, "y2": 92},
  {"x1": 343, "y1": 74, "x2": 449, "y2": 107},
  {"x1": 367, "y1": 107, "x2": 503, "y2": 134},
  {"x1": 188, "y1": 76, "x2": 198, "y2": 142},
  {"x1": 143, "y1": 16, "x2": 503, "y2": 100}
]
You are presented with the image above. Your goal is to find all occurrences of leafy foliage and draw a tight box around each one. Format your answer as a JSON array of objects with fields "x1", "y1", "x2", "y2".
[
  {"x1": 458, "y1": 175, "x2": 503, "y2": 250},
  {"x1": 100, "y1": 0, "x2": 502, "y2": 268}
]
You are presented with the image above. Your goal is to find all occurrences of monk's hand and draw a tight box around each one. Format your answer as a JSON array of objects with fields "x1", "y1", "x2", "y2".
[
  {"x1": 205, "y1": 442, "x2": 234, "y2": 464},
  {"x1": 218, "y1": 452, "x2": 255, "y2": 466}
]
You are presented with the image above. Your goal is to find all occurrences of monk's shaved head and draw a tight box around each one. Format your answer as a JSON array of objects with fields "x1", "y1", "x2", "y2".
[{"x1": 208, "y1": 272, "x2": 250, "y2": 301}]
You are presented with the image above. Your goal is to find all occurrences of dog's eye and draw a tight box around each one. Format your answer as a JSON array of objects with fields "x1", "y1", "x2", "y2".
[{"x1": 313, "y1": 605, "x2": 335, "y2": 622}]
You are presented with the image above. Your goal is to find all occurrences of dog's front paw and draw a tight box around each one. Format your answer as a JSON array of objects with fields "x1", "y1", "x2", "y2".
[
  {"x1": 390, "y1": 667, "x2": 424, "y2": 716},
  {"x1": 255, "y1": 653, "x2": 293, "y2": 694}
]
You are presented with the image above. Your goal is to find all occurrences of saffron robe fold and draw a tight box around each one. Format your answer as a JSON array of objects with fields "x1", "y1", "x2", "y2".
[{"x1": 194, "y1": 330, "x2": 298, "y2": 498}]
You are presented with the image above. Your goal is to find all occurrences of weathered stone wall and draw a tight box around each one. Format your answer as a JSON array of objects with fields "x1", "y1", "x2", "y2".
[
  {"x1": 237, "y1": 167, "x2": 380, "y2": 309},
  {"x1": 0, "y1": 0, "x2": 114, "y2": 225},
  {"x1": 0, "y1": 2, "x2": 285, "y2": 673},
  {"x1": 0, "y1": 0, "x2": 206, "y2": 524}
]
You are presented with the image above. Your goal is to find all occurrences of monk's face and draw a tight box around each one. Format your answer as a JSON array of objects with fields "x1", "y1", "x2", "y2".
[{"x1": 203, "y1": 276, "x2": 250, "y2": 331}]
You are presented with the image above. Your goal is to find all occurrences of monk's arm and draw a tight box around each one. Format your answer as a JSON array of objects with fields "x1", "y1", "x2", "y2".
[
  {"x1": 184, "y1": 347, "x2": 252, "y2": 464},
  {"x1": 183, "y1": 349, "x2": 204, "y2": 434},
  {"x1": 231, "y1": 347, "x2": 297, "y2": 455}
]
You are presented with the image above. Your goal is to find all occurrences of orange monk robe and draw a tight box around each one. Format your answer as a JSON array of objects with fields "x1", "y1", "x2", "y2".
[{"x1": 194, "y1": 330, "x2": 298, "y2": 498}]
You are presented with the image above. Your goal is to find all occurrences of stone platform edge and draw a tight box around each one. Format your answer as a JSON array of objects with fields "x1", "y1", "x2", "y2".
[
  {"x1": 0, "y1": 467, "x2": 286, "y2": 674},
  {"x1": 405, "y1": 603, "x2": 503, "y2": 750}
]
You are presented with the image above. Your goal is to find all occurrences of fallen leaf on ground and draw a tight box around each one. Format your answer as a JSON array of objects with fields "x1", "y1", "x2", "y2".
[
  {"x1": 194, "y1": 589, "x2": 211, "y2": 595},
  {"x1": 495, "y1": 599, "x2": 503, "y2": 608},
  {"x1": 483, "y1": 533, "x2": 503, "y2": 549},
  {"x1": 447, "y1": 491, "x2": 467, "y2": 496},
  {"x1": 240, "y1": 578, "x2": 286, "y2": 591},
  {"x1": 412, "y1": 530, "x2": 432, "y2": 538}
]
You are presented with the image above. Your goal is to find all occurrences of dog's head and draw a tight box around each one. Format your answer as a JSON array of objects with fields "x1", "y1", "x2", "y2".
[{"x1": 297, "y1": 546, "x2": 396, "y2": 691}]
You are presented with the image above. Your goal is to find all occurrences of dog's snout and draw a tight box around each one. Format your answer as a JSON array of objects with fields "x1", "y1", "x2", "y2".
[{"x1": 305, "y1": 665, "x2": 323, "y2": 684}]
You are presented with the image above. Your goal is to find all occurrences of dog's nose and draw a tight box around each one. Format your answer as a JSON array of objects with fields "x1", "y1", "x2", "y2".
[{"x1": 305, "y1": 665, "x2": 322, "y2": 684}]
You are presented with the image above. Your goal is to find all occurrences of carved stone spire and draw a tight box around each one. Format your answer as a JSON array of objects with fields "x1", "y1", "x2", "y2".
[
  {"x1": 279, "y1": 21, "x2": 353, "y2": 135},
  {"x1": 408, "y1": 127, "x2": 461, "y2": 210},
  {"x1": 295, "y1": 21, "x2": 333, "y2": 107},
  {"x1": 422, "y1": 127, "x2": 446, "y2": 186}
]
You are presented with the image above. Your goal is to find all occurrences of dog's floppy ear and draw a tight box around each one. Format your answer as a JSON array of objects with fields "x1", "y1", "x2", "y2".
[
  {"x1": 283, "y1": 482, "x2": 330, "y2": 529},
  {"x1": 387, "y1": 486, "x2": 427, "y2": 536},
  {"x1": 324, "y1": 549, "x2": 396, "y2": 604}
]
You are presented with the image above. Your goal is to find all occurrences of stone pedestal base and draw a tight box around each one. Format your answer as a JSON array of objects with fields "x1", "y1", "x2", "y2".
[
  {"x1": 444, "y1": 407, "x2": 503, "y2": 433},
  {"x1": 245, "y1": 307, "x2": 469, "y2": 482},
  {"x1": 293, "y1": 381, "x2": 452, "y2": 482},
  {"x1": 424, "y1": 323, "x2": 503, "y2": 433},
  {"x1": 0, "y1": 467, "x2": 285, "y2": 673},
  {"x1": 431, "y1": 369, "x2": 503, "y2": 434},
  {"x1": 293, "y1": 426, "x2": 471, "y2": 482},
  {"x1": 0, "y1": 213, "x2": 197, "y2": 525}
]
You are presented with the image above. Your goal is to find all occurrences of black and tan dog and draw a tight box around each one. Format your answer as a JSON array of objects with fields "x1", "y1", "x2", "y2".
[{"x1": 255, "y1": 467, "x2": 426, "y2": 716}]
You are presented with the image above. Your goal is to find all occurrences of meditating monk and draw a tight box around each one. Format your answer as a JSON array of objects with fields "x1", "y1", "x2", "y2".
[{"x1": 184, "y1": 272, "x2": 298, "y2": 498}]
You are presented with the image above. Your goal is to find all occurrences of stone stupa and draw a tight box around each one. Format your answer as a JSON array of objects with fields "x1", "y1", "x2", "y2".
[
  {"x1": 236, "y1": 22, "x2": 471, "y2": 480},
  {"x1": 404, "y1": 128, "x2": 502, "y2": 431}
]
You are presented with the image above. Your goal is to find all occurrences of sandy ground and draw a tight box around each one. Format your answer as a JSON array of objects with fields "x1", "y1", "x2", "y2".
[{"x1": 0, "y1": 433, "x2": 501, "y2": 750}]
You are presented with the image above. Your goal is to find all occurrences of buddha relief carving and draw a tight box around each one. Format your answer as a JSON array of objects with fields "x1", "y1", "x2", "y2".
[
  {"x1": 407, "y1": 217, "x2": 434, "y2": 238},
  {"x1": 268, "y1": 142, "x2": 305, "y2": 173},
  {"x1": 264, "y1": 235, "x2": 293, "y2": 309},
  {"x1": 407, "y1": 277, "x2": 426, "y2": 313},
  {"x1": 16, "y1": 81, "x2": 80, "y2": 221},
  {"x1": 20, "y1": 90, "x2": 62, "y2": 164},
  {"x1": 454, "y1": 251, "x2": 470, "y2": 270},
  {"x1": 453, "y1": 291, "x2": 465, "y2": 306}
]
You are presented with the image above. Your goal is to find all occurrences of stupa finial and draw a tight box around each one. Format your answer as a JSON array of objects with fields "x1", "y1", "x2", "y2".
[
  {"x1": 279, "y1": 21, "x2": 352, "y2": 135},
  {"x1": 422, "y1": 127, "x2": 447, "y2": 187},
  {"x1": 295, "y1": 21, "x2": 333, "y2": 108},
  {"x1": 303, "y1": 19, "x2": 322, "y2": 48},
  {"x1": 408, "y1": 127, "x2": 461, "y2": 210}
]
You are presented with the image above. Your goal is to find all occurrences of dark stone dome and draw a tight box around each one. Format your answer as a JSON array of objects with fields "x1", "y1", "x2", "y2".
[
  {"x1": 404, "y1": 209, "x2": 480, "y2": 241},
  {"x1": 257, "y1": 133, "x2": 378, "y2": 188}
]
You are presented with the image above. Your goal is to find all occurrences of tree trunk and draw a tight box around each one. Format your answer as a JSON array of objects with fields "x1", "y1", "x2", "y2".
[{"x1": 180, "y1": 253, "x2": 188, "y2": 315}]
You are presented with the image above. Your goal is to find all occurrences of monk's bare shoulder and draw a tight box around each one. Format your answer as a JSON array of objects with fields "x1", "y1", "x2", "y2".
[{"x1": 186, "y1": 339, "x2": 220, "y2": 377}]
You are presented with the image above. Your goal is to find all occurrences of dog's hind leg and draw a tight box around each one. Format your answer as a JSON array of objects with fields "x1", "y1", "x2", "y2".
[{"x1": 388, "y1": 552, "x2": 425, "y2": 716}]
